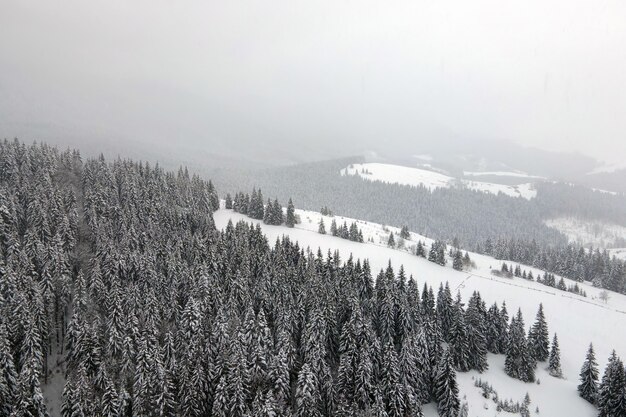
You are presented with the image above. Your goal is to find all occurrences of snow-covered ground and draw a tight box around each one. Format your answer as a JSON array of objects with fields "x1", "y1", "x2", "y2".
[
  {"x1": 608, "y1": 248, "x2": 626, "y2": 261},
  {"x1": 591, "y1": 188, "x2": 619, "y2": 196},
  {"x1": 545, "y1": 217, "x2": 626, "y2": 249},
  {"x1": 341, "y1": 163, "x2": 452, "y2": 191},
  {"x1": 341, "y1": 163, "x2": 537, "y2": 199},
  {"x1": 214, "y1": 207, "x2": 626, "y2": 417},
  {"x1": 587, "y1": 162, "x2": 626, "y2": 175},
  {"x1": 464, "y1": 170, "x2": 545, "y2": 180}
]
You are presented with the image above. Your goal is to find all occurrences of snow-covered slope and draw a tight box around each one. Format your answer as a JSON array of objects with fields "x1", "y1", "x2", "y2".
[
  {"x1": 341, "y1": 163, "x2": 452, "y2": 190},
  {"x1": 587, "y1": 162, "x2": 626, "y2": 175},
  {"x1": 464, "y1": 170, "x2": 545, "y2": 180},
  {"x1": 608, "y1": 248, "x2": 626, "y2": 261},
  {"x1": 341, "y1": 163, "x2": 537, "y2": 199},
  {"x1": 545, "y1": 217, "x2": 626, "y2": 249},
  {"x1": 215, "y1": 207, "x2": 626, "y2": 417}
]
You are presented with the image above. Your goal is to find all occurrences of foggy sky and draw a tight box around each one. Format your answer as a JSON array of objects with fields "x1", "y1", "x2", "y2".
[{"x1": 1, "y1": 0, "x2": 625, "y2": 165}]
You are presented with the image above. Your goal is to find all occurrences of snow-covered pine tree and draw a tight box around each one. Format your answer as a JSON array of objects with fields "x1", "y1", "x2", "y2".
[
  {"x1": 436, "y1": 241, "x2": 446, "y2": 266},
  {"x1": 318, "y1": 218, "x2": 326, "y2": 234},
  {"x1": 485, "y1": 303, "x2": 502, "y2": 354},
  {"x1": 428, "y1": 242, "x2": 438, "y2": 263},
  {"x1": 505, "y1": 309, "x2": 535, "y2": 382},
  {"x1": 415, "y1": 241, "x2": 425, "y2": 257},
  {"x1": 548, "y1": 333, "x2": 563, "y2": 378},
  {"x1": 286, "y1": 198, "x2": 296, "y2": 227},
  {"x1": 452, "y1": 250, "x2": 463, "y2": 271},
  {"x1": 295, "y1": 363, "x2": 321, "y2": 417},
  {"x1": 381, "y1": 342, "x2": 406, "y2": 417},
  {"x1": 498, "y1": 302, "x2": 510, "y2": 354},
  {"x1": 465, "y1": 291, "x2": 488, "y2": 372},
  {"x1": 436, "y1": 282, "x2": 454, "y2": 342},
  {"x1": 225, "y1": 193, "x2": 233, "y2": 209},
  {"x1": 578, "y1": 343, "x2": 599, "y2": 404},
  {"x1": 597, "y1": 351, "x2": 626, "y2": 417},
  {"x1": 263, "y1": 198, "x2": 272, "y2": 224},
  {"x1": 272, "y1": 198, "x2": 283, "y2": 225},
  {"x1": 0, "y1": 323, "x2": 17, "y2": 415},
  {"x1": 434, "y1": 349, "x2": 460, "y2": 417},
  {"x1": 528, "y1": 303, "x2": 550, "y2": 362},
  {"x1": 449, "y1": 294, "x2": 470, "y2": 372}
]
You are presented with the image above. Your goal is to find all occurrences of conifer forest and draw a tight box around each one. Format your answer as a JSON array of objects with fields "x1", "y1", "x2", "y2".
[{"x1": 1, "y1": 140, "x2": 625, "y2": 416}]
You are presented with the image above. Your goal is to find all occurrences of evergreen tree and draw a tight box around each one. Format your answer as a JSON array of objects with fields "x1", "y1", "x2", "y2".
[
  {"x1": 449, "y1": 294, "x2": 470, "y2": 372},
  {"x1": 505, "y1": 309, "x2": 535, "y2": 382},
  {"x1": 387, "y1": 232, "x2": 396, "y2": 248},
  {"x1": 295, "y1": 363, "x2": 321, "y2": 417},
  {"x1": 381, "y1": 342, "x2": 405, "y2": 417},
  {"x1": 485, "y1": 303, "x2": 502, "y2": 354},
  {"x1": 434, "y1": 350, "x2": 460, "y2": 417},
  {"x1": 272, "y1": 198, "x2": 283, "y2": 225},
  {"x1": 428, "y1": 243, "x2": 438, "y2": 263},
  {"x1": 415, "y1": 241, "x2": 425, "y2": 258},
  {"x1": 578, "y1": 343, "x2": 599, "y2": 404},
  {"x1": 452, "y1": 250, "x2": 463, "y2": 271},
  {"x1": 465, "y1": 292, "x2": 488, "y2": 372},
  {"x1": 225, "y1": 193, "x2": 233, "y2": 209},
  {"x1": 436, "y1": 283, "x2": 454, "y2": 341},
  {"x1": 286, "y1": 198, "x2": 296, "y2": 227},
  {"x1": 0, "y1": 323, "x2": 17, "y2": 415},
  {"x1": 598, "y1": 351, "x2": 626, "y2": 417},
  {"x1": 263, "y1": 198, "x2": 272, "y2": 224},
  {"x1": 331, "y1": 219, "x2": 338, "y2": 236},
  {"x1": 528, "y1": 304, "x2": 550, "y2": 362},
  {"x1": 548, "y1": 333, "x2": 562, "y2": 378},
  {"x1": 436, "y1": 241, "x2": 446, "y2": 266},
  {"x1": 318, "y1": 218, "x2": 326, "y2": 234}
]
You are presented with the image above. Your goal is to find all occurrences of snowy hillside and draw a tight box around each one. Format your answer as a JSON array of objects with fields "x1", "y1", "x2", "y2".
[
  {"x1": 545, "y1": 217, "x2": 626, "y2": 249},
  {"x1": 215, "y1": 207, "x2": 626, "y2": 417},
  {"x1": 341, "y1": 163, "x2": 537, "y2": 199},
  {"x1": 609, "y1": 248, "x2": 626, "y2": 261},
  {"x1": 463, "y1": 171, "x2": 545, "y2": 180}
]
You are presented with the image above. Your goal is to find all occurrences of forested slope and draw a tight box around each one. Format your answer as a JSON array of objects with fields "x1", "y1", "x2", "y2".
[{"x1": 2, "y1": 140, "x2": 625, "y2": 417}]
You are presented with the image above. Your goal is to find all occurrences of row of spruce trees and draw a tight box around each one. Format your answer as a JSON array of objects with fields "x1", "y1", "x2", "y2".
[
  {"x1": 227, "y1": 190, "x2": 296, "y2": 228},
  {"x1": 482, "y1": 238, "x2": 625, "y2": 294},
  {"x1": 578, "y1": 344, "x2": 626, "y2": 416}
]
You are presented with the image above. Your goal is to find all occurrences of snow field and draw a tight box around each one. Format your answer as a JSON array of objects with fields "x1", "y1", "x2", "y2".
[{"x1": 341, "y1": 163, "x2": 537, "y2": 200}]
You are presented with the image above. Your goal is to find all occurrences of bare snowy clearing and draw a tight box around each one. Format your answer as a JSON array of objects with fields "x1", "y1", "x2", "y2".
[
  {"x1": 341, "y1": 163, "x2": 537, "y2": 200},
  {"x1": 215, "y1": 207, "x2": 626, "y2": 417},
  {"x1": 464, "y1": 171, "x2": 545, "y2": 179}
]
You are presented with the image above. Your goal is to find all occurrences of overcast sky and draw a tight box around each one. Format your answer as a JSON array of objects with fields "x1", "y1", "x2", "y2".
[{"x1": 1, "y1": 0, "x2": 625, "y2": 165}]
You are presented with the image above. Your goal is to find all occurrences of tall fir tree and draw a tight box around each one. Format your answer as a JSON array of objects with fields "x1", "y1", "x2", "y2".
[
  {"x1": 597, "y1": 351, "x2": 626, "y2": 417},
  {"x1": 434, "y1": 350, "x2": 460, "y2": 417},
  {"x1": 504, "y1": 309, "x2": 535, "y2": 382},
  {"x1": 318, "y1": 218, "x2": 326, "y2": 234},
  {"x1": 452, "y1": 250, "x2": 463, "y2": 271},
  {"x1": 295, "y1": 363, "x2": 321, "y2": 417},
  {"x1": 578, "y1": 343, "x2": 599, "y2": 404},
  {"x1": 286, "y1": 198, "x2": 296, "y2": 228},
  {"x1": 528, "y1": 304, "x2": 550, "y2": 362},
  {"x1": 548, "y1": 333, "x2": 563, "y2": 378}
]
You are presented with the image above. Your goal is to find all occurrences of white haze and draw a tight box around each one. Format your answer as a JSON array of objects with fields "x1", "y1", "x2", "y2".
[{"x1": 1, "y1": 0, "x2": 625, "y2": 165}]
